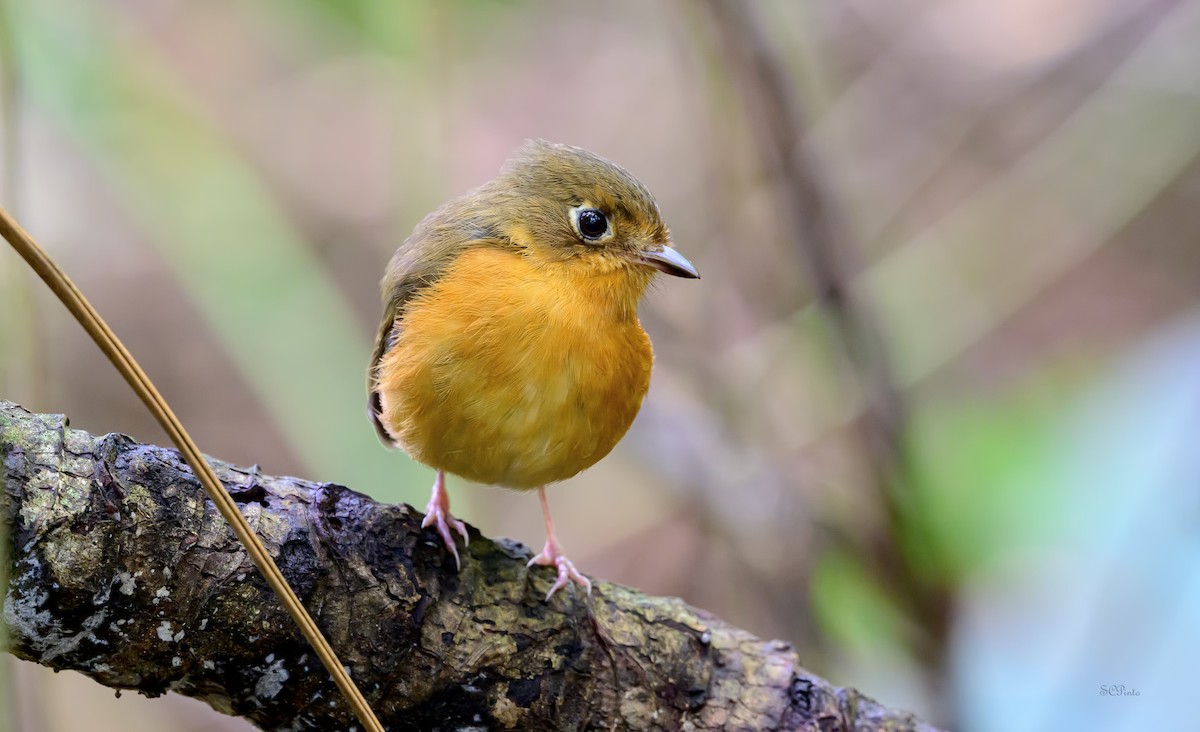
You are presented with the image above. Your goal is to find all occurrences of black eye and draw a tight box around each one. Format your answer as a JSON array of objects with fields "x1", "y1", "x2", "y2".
[{"x1": 576, "y1": 208, "x2": 608, "y2": 240}]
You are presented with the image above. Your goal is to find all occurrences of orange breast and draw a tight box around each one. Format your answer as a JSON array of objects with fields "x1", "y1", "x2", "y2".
[{"x1": 375, "y1": 247, "x2": 654, "y2": 489}]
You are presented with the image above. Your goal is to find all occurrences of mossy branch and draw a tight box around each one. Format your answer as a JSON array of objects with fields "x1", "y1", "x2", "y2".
[{"x1": 1, "y1": 401, "x2": 938, "y2": 731}]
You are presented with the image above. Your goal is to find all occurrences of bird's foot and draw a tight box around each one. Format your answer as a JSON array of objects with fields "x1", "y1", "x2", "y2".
[
  {"x1": 527, "y1": 539, "x2": 591, "y2": 601},
  {"x1": 422, "y1": 475, "x2": 468, "y2": 569}
]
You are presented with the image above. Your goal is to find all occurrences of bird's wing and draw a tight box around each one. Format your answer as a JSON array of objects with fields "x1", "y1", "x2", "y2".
[
  {"x1": 366, "y1": 293, "x2": 406, "y2": 447},
  {"x1": 366, "y1": 227, "x2": 505, "y2": 447}
]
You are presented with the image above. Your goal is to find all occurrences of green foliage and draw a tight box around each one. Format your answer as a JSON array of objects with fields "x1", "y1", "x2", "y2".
[
  {"x1": 811, "y1": 547, "x2": 907, "y2": 657},
  {"x1": 811, "y1": 364, "x2": 1096, "y2": 661},
  {"x1": 906, "y1": 370, "x2": 1093, "y2": 583},
  {"x1": 6, "y1": 0, "x2": 430, "y2": 505}
]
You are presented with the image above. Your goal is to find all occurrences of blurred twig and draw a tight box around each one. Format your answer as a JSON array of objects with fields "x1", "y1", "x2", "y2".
[
  {"x1": 697, "y1": 0, "x2": 950, "y2": 682},
  {"x1": 0, "y1": 2, "x2": 15, "y2": 214},
  {"x1": 0, "y1": 0, "x2": 44, "y2": 408},
  {"x1": 867, "y1": 0, "x2": 1184, "y2": 251}
]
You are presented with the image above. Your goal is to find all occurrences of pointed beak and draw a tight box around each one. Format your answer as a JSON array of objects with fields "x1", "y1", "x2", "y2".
[{"x1": 639, "y1": 245, "x2": 699, "y2": 279}]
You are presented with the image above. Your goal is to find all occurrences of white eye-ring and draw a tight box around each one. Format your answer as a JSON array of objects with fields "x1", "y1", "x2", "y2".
[{"x1": 569, "y1": 204, "x2": 613, "y2": 244}]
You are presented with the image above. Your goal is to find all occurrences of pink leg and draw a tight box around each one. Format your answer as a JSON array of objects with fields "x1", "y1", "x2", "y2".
[
  {"x1": 526, "y1": 486, "x2": 591, "y2": 601},
  {"x1": 422, "y1": 469, "x2": 468, "y2": 569}
]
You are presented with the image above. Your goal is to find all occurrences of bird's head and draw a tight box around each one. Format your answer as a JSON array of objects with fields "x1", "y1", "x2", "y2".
[{"x1": 488, "y1": 140, "x2": 699, "y2": 289}]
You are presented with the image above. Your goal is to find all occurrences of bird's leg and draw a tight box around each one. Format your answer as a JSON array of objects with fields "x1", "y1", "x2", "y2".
[
  {"x1": 527, "y1": 486, "x2": 591, "y2": 600},
  {"x1": 421, "y1": 469, "x2": 468, "y2": 569}
]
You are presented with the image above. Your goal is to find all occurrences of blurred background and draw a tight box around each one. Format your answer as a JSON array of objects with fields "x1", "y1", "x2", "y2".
[{"x1": 2, "y1": 0, "x2": 1199, "y2": 729}]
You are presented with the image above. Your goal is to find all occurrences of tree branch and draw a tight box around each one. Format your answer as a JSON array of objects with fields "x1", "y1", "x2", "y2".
[{"x1": 0, "y1": 401, "x2": 937, "y2": 731}]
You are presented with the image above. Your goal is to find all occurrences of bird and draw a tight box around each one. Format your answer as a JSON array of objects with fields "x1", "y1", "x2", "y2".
[{"x1": 367, "y1": 140, "x2": 698, "y2": 600}]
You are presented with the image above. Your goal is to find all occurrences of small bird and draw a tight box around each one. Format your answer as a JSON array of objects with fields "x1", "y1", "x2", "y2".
[{"x1": 367, "y1": 140, "x2": 697, "y2": 600}]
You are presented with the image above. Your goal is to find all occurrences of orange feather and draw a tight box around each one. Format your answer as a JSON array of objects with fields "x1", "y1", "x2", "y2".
[{"x1": 376, "y1": 245, "x2": 654, "y2": 489}]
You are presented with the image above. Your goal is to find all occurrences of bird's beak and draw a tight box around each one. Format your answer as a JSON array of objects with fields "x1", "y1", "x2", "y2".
[{"x1": 639, "y1": 245, "x2": 699, "y2": 279}]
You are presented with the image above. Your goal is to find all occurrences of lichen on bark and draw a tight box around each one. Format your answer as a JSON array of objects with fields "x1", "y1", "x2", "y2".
[{"x1": 1, "y1": 401, "x2": 938, "y2": 731}]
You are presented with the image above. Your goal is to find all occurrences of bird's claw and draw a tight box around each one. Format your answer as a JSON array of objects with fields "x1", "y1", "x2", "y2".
[
  {"x1": 422, "y1": 498, "x2": 468, "y2": 570},
  {"x1": 527, "y1": 541, "x2": 591, "y2": 601}
]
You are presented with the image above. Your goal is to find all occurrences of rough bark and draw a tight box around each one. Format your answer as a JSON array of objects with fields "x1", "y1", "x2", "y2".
[{"x1": 0, "y1": 401, "x2": 938, "y2": 731}]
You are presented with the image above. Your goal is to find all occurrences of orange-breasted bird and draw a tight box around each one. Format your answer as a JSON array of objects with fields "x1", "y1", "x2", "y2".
[{"x1": 367, "y1": 140, "x2": 697, "y2": 600}]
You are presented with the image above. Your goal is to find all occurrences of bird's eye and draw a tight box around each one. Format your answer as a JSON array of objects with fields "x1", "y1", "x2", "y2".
[{"x1": 574, "y1": 208, "x2": 609, "y2": 241}]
